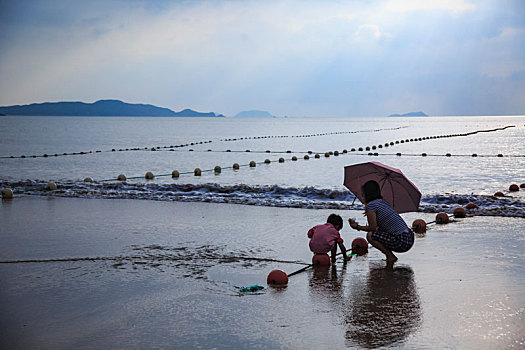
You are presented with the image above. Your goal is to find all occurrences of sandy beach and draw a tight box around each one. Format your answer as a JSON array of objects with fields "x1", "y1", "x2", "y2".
[{"x1": 1, "y1": 196, "x2": 524, "y2": 349}]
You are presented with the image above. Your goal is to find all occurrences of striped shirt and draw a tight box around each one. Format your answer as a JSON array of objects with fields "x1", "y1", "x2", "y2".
[{"x1": 365, "y1": 199, "x2": 409, "y2": 235}]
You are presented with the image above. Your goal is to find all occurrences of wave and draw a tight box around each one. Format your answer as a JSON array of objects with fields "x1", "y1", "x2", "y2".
[{"x1": 2, "y1": 180, "x2": 524, "y2": 218}]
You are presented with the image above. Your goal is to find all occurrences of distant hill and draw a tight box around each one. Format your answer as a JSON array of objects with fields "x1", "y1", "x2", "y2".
[
  {"x1": 389, "y1": 111, "x2": 428, "y2": 117},
  {"x1": 0, "y1": 100, "x2": 224, "y2": 117},
  {"x1": 234, "y1": 110, "x2": 274, "y2": 118}
]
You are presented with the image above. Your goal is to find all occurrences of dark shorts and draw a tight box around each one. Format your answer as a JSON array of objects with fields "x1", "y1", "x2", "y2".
[{"x1": 371, "y1": 229, "x2": 414, "y2": 253}]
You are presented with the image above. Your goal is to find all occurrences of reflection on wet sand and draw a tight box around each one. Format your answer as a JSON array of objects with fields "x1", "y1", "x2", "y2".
[
  {"x1": 345, "y1": 264, "x2": 422, "y2": 349},
  {"x1": 307, "y1": 262, "x2": 421, "y2": 349}
]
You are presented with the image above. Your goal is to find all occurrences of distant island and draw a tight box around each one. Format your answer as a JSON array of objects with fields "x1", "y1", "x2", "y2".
[
  {"x1": 389, "y1": 111, "x2": 428, "y2": 117},
  {"x1": 234, "y1": 110, "x2": 275, "y2": 118},
  {"x1": 0, "y1": 99, "x2": 225, "y2": 117}
]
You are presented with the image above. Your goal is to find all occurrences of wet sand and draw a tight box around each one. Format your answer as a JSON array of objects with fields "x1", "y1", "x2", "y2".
[{"x1": 1, "y1": 196, "x2": 524, "y2": 349}]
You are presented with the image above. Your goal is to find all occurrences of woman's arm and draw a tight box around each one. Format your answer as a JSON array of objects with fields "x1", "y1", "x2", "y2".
[{"x1": 349, "y1": 211, "x2": 379, "y2": 232}]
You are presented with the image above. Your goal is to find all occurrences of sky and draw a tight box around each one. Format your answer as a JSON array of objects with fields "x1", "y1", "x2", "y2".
[{"x1": 0, "y1": 0, "x2": 524, "y2": 117}]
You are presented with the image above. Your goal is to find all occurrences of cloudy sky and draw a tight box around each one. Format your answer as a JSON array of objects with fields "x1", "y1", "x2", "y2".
[{"x1": 0, "y1": 0, "x2": 523, "y2": 117}]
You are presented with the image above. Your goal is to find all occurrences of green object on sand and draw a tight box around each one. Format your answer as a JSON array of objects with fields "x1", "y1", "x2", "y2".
[{"x1": 239, "y1": 285, "x2": 264, "y2": 293}]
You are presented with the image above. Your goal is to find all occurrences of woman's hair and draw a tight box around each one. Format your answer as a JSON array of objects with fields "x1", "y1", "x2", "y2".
[
  {"x1": 362, "y1": 180, "x2": 383, "y2": 203},
  {"x1": 327, "y1": 213, "x2": 343, "y2": 229}
]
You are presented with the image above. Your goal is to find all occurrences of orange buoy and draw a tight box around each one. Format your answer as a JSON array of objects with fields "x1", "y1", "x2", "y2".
[
  {"x1": 412, "y1": 219, "x2": 427, "y2": 233},
  {"x1": 351, "y1": 237, "x2": 368, "y2": 255},
  {"x1": 494, "y1": 191, "x2": 504, "y2": 197},
  {"x1": 453, "y1": 207, "x2": 467, "y2": 218},
  {"x1": 465, "y1": 202, "x2": 478, "y2": 209},
  {"x1": 312, "y1": 253, "x2": 331, "y2": 266},
  {"x1": 267, "y1": 269, "x2": 288, "y2": 285},
  {"x1": 436, "y1": 212, "x2": 450, "y2": 224},
  {"x1": 509, "y1": 184, "x2": 519, "y2": 192}
]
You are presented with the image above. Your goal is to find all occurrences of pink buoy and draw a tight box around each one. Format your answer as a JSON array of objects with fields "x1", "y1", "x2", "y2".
[
  {"x1": 436, "y1": 212, "x2": 450, "y2": 224},
  {"x1": 351, "y1": 237, "x2": 368, "y2": 255},
  {"x1": 267, "y1": 269, "x2": 288, "y2": 285},
  {"x1": 312, "y1": 253, "x2": 331, "y2": 266},
  {"x1": 509, "y1": 184, "x2": 519, "y2": 192},
  {"x1": 453, "y1": 207, "x2": 467, "y2": 218},
  {"x1": 412, "y1": 219, "x2": 427, "y2": 233}
]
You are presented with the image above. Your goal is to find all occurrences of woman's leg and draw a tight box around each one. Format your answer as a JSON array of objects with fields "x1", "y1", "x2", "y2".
[{"x1": 367, "y1": 231, "x2": 398, "y2": 262}]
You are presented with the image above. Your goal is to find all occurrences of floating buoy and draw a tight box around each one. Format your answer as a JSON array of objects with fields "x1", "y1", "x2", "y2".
[
  {"x1": 472, "y1": 153, "x2": 478, "y2": 157},
  {"x1": 46, "y1": 182, "x2": 57, "y2": 191},
  {"x1": 2, "y1": 188, "x2": 13, "y2": 200},
  {"x1": 465, "y1": 202, "x2": 478, "y2": 209},
  {"x1": 145, "y1": 171, "x2": 154, "y2": 179},
  {"x1": 312, "y1": 253, "x2": 331, "y2": 266},
  {"x1": 267, "y1": 269, "x2": 288, "y2": 285},
  {"x1": 453, "y1": 207, "x2": 467, "y2": 218},
  {"x1": 84, "y1": 177, "x2": 93, "y2": 183},
  {"x1": 358, "y1": 147, "x2": 363, "y2": 151},
  {"x1": 117, "y1": 174, "x2": 126, "y2": 181},
  {"x1": 422, "y1": 153, "x2": 427, "y2": 157},
  {"x1": 214, "y1": 166, "x2": 221, "y2": 174},
  {"x1": 446, "y1": 153, "x2": 451, "y2": 157},
  {"x1": 292, "y1": 156, "x2": 297, "y2": 161},
  {"x1": 194, "y1": 168, "x2": 202, "y2": 176},
  {"x1": 494, "y1": 191, "x2": 504, "y2": 197},
  {"x1": 324, "y1": 152, "x2": 330, "y2": 157},
  {"x1": 172, "y1": 170, "x2": 180, "y2": 178},
  {"x1": 278, "y1": 158, "x2": 285, "y2": 163},
  {"x1": 233, "y1": 163, "x2": 240, "y2": 169},
  {"x1": 314, "y1": 154, "x2": 320, "y2": 159},
  {"x1": 264, "y1": 159, "x2": 271, "y2": 164},
  {"x1": 520, "y1": 183, "x2": 525, "y2": 188},
  {"x1": 497, "y1": 154, "x2": 503, "y2": 157},
  {"x1": 412, "y1": 219, "x2": 427, "y2": 233},
  {"x1": 304, "y1": 155, "x2": 309, "y2": 160},
  {"x1": 334, "y1": 151, "x2": 339, "y2": 156},
  {"x1": 509, "y1": 184, "x2": 519, "y2": 192},
  {"x1": 249, "y1": 161, "x2": 256, "y2": 167},
  {"x1": 351, "y1": 237, "x2": 368, "y2": 255},
  {"x1": 436, "y1": 212, "x2": 449, "y2": 224},
  {"x1": 365, "y1": 146, "x2": 370, "y2": 151}
]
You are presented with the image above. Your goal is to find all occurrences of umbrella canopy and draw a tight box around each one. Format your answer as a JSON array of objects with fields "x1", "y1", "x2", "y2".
[{"x1": 343, "y1": 161, "x2": 421, "y2": 213}]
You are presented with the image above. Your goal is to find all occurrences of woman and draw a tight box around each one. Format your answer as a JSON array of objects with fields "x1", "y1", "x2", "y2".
[{"x1": 349, "y1": 180, "x2": 414, "y2": 262}]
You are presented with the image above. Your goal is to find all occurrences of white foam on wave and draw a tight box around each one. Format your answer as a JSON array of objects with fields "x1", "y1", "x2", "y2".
[{"x1": 3, "y1": 180, "x2": 524, "y2": 218}]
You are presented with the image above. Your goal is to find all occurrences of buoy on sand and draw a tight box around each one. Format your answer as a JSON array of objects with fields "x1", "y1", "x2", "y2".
[
  {"x1": 412, "y1": 219, "x2": 427, "y2": 233},
  {"x1": 2, "y1": 188, "x2": 13, "y2": 200},
  {"x1": 351, "y1": 237, "x2": 368, "y2": 255},
  {"x1": 453, "y1": 207, "x2": 467, "y2": 218},
  {"x1": 267, "y1": 269, "x2": 288, "y2": 285},
  {"x1": 312, "y1": 253, "x2": 331, "y2": 266},
  {"x1": 436, "y1": 212, "x2": 450, "y2": 224}
]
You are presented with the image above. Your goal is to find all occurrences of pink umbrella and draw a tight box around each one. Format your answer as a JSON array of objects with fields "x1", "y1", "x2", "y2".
[{"x1": 343, "y1": 161, "x2": 421, "y2": 213}]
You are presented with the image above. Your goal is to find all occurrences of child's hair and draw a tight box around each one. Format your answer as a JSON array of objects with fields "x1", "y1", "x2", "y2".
[
  {"x1": 327, "y1": 214, "x2": 343, "y2": 229},
  {"x1": 362, "y1": 180, "x2": 383, "y2": 203}
]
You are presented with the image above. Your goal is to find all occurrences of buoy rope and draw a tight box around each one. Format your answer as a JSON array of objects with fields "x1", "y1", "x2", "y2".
[
  {"x1": 0, "y1": 255, "x2": 310, "y2": 265},
  {"x1": 0, "y1": 126, "x2": 407, "y2": 159},
  {"x1": 0, "y1": 125, "x2": 514, "y2": 159}
]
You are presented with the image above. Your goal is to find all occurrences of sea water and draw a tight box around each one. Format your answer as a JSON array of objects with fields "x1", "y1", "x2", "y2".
[{"x1": 1, "y1": 115, "x2": 524, "y2": 217}]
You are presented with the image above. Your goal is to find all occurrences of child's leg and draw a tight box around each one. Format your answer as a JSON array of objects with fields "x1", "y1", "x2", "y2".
[{"x1": 366, "y1": 231, "x2": 398, "y2": 262}]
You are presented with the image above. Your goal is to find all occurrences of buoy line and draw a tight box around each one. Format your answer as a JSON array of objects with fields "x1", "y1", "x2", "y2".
[
  {"x1": 0, "y1": 125, "x2": 514, "y2": 160},
  {"x1": 0, "y1": 252, "x2": 309, "y2": 265},
  {"x1": 220, "y1": 126, "x2": 409, "y2": 142}
]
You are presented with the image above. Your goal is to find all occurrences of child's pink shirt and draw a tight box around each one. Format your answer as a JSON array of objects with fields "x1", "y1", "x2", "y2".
[{"x1": 307, "y1": 223, "x2": 344, "y2": 254}]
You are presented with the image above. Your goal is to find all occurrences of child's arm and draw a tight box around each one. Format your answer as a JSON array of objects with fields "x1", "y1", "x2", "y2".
[{"x1": 338, "y1": 242, "x2": 348, "y2": 260}]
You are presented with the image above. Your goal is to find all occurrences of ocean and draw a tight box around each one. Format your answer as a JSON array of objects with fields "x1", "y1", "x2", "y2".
[{"x1": 1, "y1": 115, "x2": 524, "y2": 217}]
